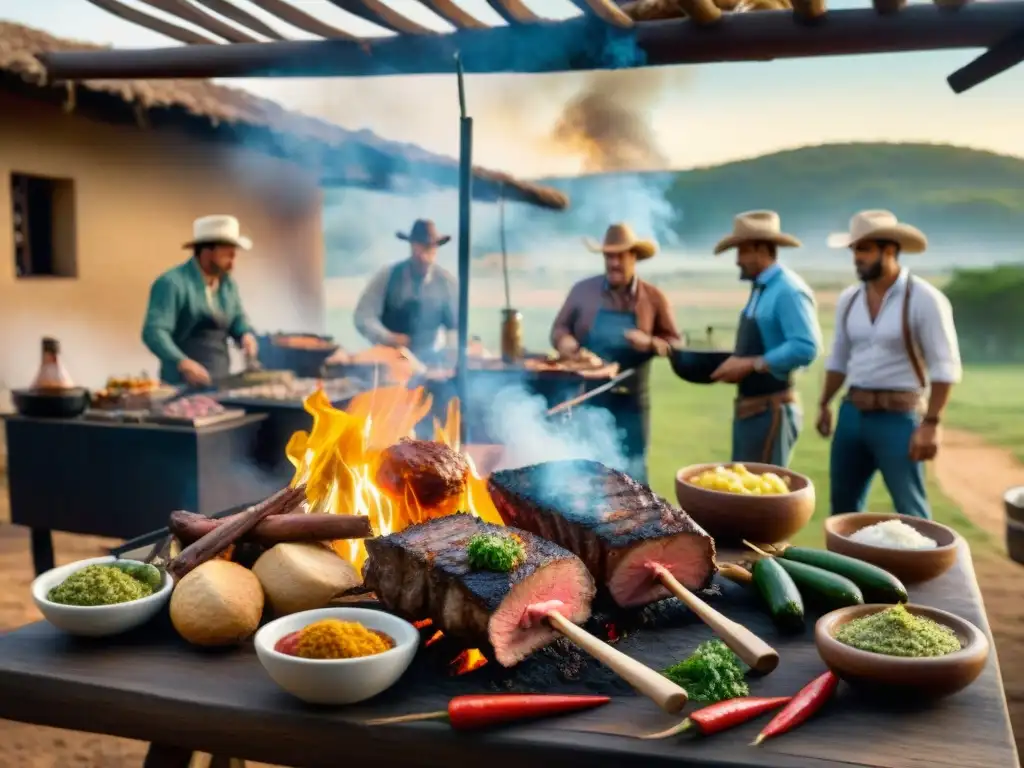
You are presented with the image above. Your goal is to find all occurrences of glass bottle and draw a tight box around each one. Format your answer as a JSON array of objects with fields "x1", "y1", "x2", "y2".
[{"x1": 31, "y1": 337, "x2": 75, "y2": 390}]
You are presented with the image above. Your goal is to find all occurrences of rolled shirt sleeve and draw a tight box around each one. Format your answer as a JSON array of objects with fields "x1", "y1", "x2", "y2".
[
  {"x1": 763, "y1": 287, "x2": 822, "y2": 377},
  {"x1": 825, "y1": 288, "x2": 857, "y2": 375},
  {"x1": 141, "y1": 275, "x2": 187, "y2": 366},
  {"x1": 354, "y1": 266, "x2": 395, "y2": 346},
  {"x1": 916, "y1": 286, "x2": 963, "y2": 384},
  {"x1": 550, "y1": 285, "x2": 581, "y2": 348}
]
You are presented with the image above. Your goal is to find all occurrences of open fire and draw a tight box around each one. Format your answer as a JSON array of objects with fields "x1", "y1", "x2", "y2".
[{"x1": 286, "y1": 384, "x2": 502, "y2": 674}]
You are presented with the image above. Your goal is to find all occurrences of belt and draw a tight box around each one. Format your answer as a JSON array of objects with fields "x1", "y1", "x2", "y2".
[
  {"x1": 845, "y1": 387, "x2": 922, "y2": 413},
  {"x1": 734, "y1": 390, "x2": 796, "y2": 464}
]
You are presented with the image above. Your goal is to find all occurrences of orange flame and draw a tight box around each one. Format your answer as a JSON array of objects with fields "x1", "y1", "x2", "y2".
[
  {"x1": 450, "y1": 648, "x2": 489, "y2": 675},
  {"x1": 285, "y1": 384, "x2": 503, "y2": 570}
]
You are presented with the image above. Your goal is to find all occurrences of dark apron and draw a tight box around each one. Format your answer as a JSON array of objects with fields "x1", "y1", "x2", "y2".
[
  {"x1": 582, "y1": 309, "x2": 653, "y2": 485},
  {"x1": 175, "y1": 308, "x2": 231, "y2": 387},
  {"x1": 732, "y1": 285, "x2": 795, "y2": 463},
  {"x1": 380, "y1": 264, "x2": 453, "y2": 363}
]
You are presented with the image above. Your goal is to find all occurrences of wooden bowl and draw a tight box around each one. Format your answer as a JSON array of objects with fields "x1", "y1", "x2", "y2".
[
  {"x1": 816, "y1": 604, "x2": 990, "y2": 699},
  {"x1": 675, "y1": 462, "x2": 815, "y2": 544},
  {"x1": 824, "y1": 513, "x2": 959, "y2": 584}
]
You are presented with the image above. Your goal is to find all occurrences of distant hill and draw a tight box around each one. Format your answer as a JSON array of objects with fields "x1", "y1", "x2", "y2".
[{"x1": 324, "y1": 143, "x2": 1024, "y2": 276}]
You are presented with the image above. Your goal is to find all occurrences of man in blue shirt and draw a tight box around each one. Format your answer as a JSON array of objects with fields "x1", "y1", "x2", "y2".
[
  {"x1": 141, "y1": 215, "x2": 258, "y2": 387},
  {"x1": 709, "y1": 211, "x2": 822, "y2": 466}
]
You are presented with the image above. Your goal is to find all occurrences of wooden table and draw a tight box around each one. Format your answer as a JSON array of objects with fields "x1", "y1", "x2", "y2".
[
  {"x1": 0, "y1": 542, "x2": 1017, "y2": 768},
  {"x1": 2, "y1": 414, "x2": 276, "y2": 575}
]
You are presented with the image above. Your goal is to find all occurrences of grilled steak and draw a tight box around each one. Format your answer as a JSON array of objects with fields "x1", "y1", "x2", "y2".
[
  {"x1": 363, "y1": 514, "x2": 595, "y2": 667},
  {"x1": 488, "y1": 460, "x2": 717, "y2": 608},
  {"x1": 375, "y1": 439, "x2": 468, "y2": 508}
]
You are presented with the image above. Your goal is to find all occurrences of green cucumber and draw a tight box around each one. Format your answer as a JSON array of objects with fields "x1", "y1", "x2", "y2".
[
  {"x1": 751, "y1": 557, "x2": 805, "y2": 633},
  {"x1": 771, "y1": 558, "x2": 864, "y2": 610},
  {"x1": 780, "y1": 547, "x2": 908, "y2": 604}
]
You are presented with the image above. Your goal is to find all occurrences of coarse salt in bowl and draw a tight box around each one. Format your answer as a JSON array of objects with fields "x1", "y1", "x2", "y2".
[
  {"x1": 848, "y1": 519, "x2": 938, "y2": 550},
  {"x1": 825, "y1": 513, "x2": 960, "y2": 584}
]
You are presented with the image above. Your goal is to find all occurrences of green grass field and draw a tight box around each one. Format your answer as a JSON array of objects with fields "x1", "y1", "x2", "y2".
[{"x1": 327, "y1": 287, "x2": 1018, "y2": 551}]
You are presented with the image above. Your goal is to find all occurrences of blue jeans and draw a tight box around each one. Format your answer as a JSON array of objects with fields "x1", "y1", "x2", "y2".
[
  {"x1": 829, "y1": 401, "x2": 930, "y2": 519},
  {"x1": 732, "y1": 402, "x2": 802, "y2": 467}
]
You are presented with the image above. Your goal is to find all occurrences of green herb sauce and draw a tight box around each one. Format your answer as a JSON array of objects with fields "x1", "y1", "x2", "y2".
[
  {"x1": 662, "y1": 639, "x2": 750, "y2": 703},
  {"x1": 466, "y1": 534, "x2": 525, "y2": 573},
  {"x1": 834, "y1": 605, "x2": 962, "y2": 657},
  {"x1": 48, "y1": 564, "x2": 153, "y2": 607}
]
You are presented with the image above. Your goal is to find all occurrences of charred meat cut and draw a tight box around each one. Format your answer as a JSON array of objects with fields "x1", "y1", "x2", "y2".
[
  {"x1": 375, "y1": 439, "x2": 468, "y2": 508},
  {"x1": 488, "y1": 460, "x2": 717, "y2": 608},
  {"x1": 363, "y1": 514, "x2": 595, "y2": 667}
]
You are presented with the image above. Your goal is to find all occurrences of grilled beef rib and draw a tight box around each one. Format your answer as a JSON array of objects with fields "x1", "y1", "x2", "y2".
[
  {"x1": 488, "y1": 460, "x2": 717, "y2": 608},
  {"x1": 363, "y1": 514, "x2": 595, "y2": 667}
]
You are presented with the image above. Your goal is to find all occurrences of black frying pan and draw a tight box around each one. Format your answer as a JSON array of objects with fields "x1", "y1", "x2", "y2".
[{"x1": 12, "y1": 387, "x2": 90, "y2": 418}]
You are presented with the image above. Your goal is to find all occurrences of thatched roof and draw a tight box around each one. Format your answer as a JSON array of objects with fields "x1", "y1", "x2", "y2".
[{"x1": 0, "y1": 21, "x2": 568, "y2": 210}]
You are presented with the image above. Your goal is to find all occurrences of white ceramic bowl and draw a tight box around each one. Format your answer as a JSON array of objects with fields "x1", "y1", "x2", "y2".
[
  {"x1": 254, "y1": 607, "x2": 420, "y2": 706},
  {"x1": 31, "y1": 555, "x2": 174, "y2": 637}
]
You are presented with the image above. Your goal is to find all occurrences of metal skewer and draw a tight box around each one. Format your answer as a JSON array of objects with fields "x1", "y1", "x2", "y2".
[{"x1": 545, "y1": 368, "x2": 636, "y2": 417}]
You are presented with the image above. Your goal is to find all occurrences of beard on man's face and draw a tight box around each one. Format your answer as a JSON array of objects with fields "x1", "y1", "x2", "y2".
[{"x1": 856, "y1": 259, "x2": 884, "y2": 282}]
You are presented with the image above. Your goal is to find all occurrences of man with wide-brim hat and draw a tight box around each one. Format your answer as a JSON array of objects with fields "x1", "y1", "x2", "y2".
[
  {"x1": 550, "y1": 223, "x2": 682, "y2": 484},
  {"x1": 708, "y1": 211, "x2": 821, "y2": 467},
  {"x1": 142, "y1": 215, "x2": 258, "y2": 387},
  {"x1": 354, "y1": 219, "x2": 458, "y2": 361},
  {"x1": 817, "y1": 210, "x2": 961, "y2": 519}
]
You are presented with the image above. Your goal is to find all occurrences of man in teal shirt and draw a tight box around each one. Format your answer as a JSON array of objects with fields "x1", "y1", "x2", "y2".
[
  {"x1": 709, "y1": 211, "x2": 822, "y2": 466},
  {"x1": 141, "y1": 215, "x2": 258, "y2": 387}
]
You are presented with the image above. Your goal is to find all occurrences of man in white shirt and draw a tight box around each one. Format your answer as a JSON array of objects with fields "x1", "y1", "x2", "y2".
[{"x1": 816, "y1": 211, "x2": 962, "y2": 519}]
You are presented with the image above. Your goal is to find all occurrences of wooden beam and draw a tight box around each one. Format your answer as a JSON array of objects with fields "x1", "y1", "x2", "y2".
[
  {"x1": 245, "y1": 0, "x2": 358, "y2": 38},
  {"x1": 792, "y1": 0, "x2": 827, "y2": 20},
  {"x1": 84, "y1": 0, "x2": 221, "y2": 45},
  {"x1": 872, "y1": 0, "x2": 905, "y2": 15},
  {"x1": 948, "y1": 27, "x2": 1024, "y2": 92},
  {"x1": 135, "y1": 0, "x2": 260, "y2": 42},
  {"x1": 580, "y1": 0, "x2": 636, "y2": 27},
  {"x1": 677, "y1": 0, "x2": 723, "y2": 25},
  {"x1": 39, "y1": 4, "x2": 1024, "y2": 81},
  {"x1": 489, "y1": 0, "x2": 545, "y2": 23},
  {"x1": 424, "y1": 0, "x2": 490, "y2": 28},
  {"x1": 191, "y1": 0, "x2": 288, "y2": 39},
  {"x1": 323, "y1": 1, "x2": 427, "y2": 34}
]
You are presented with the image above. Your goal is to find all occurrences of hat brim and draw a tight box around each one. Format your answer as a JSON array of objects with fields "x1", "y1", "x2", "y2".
[
  {"x1": 183, "y1": 235, "x2": 252, "y2": 251},
  {"x1": 397, "y1": 231, "x2": 451, "y2": 247},
  {"x1": 827, "y1": 224, "x2": 927, "y2": 254},
  {"x1": 583, "y1": 237, "x2": 657, "y2": 260},
  {"x1": 713, "y1": 232, "x2": 801, "y2": 255}
]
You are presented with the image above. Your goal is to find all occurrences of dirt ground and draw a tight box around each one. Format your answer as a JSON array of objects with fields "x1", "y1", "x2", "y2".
[{"x1": 0, "y1": 430, "x2": 1022, "y2": 766}]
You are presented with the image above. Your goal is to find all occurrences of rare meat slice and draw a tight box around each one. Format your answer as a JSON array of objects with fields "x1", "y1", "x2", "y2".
[
  {"x1": 488, "y1": 460, "x2": 716, "y2": 608},
  {"x1": 375, "y1": 439, "x2": 468, "y2": 508},
  {"x1": 363, "y1": 514, "x2": 595, "y2": 667}
]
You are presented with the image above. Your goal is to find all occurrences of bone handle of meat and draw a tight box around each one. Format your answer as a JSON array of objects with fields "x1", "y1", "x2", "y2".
[
  {"x1": 650, "y1": 564, "x2": 779, "y2": 675},
  {"x1": 544, "y1": 610, "x2": 688, "y2": 715}
]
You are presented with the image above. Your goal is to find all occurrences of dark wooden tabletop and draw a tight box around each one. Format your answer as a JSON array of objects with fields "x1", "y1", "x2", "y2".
[{"x1": 0, "y1": 542, "x2": 1017, "y2": 768}]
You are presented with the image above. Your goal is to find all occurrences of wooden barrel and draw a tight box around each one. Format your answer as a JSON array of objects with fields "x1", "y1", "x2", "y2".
[{"x1": 1004, "y1": 486, "x2": 1024, "y2": 565}]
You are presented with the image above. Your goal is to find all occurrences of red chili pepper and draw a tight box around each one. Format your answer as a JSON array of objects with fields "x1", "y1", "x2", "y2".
[
  {"x1": 642, "y1": 697, "x2": 791, "y2": 740},
  {"x1": 366, "y1": 694, "x2": 611, "y2": 730},
  {"x1": 753, "y1": 671, "x2": 839, "y2": 746},
  {"x1": 274, "y1": 630, "x2": 301, "y2": 656}
]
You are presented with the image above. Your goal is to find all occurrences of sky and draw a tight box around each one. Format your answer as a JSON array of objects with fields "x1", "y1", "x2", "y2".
[{"x1": 6, "y1": 0, "x2": 1024, "y2": 176}]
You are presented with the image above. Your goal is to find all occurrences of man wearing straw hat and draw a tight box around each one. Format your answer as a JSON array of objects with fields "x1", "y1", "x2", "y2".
[
  {"x1": 354, "y1": 219, "x2": 458, "y2": 363},
  {"x1": 142, "y1": 215, "x2": 258, "y2": 387},
  {"x1": 817, "y1": 210, "x2": 962, "y2": 519},
  {"x1": 710, "y1": 211, "x2": 821, "y2": 467},
  {"x1": 550, "y1": 223, "x2": 682, "y2": 484}
]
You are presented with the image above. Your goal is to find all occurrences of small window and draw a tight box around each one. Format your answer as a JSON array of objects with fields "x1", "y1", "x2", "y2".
[{"x1": 11, "y1": 173, "x2": 77, "y2": 278}]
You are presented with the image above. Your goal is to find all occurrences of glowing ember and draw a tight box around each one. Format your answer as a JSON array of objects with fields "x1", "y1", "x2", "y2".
[
  {"x1": 450, "y1": 648, "x2": 489, "y2": 675},
  {"x1": 605, "y1": 623, "x2": 620, "y2": 643},
  {"x1": 285, "y1": 385, "x2": 503, "y2": 570},
  {"x1": 425, "y1": 630, "x2": 445, "y2": 647},
  {"x1": 413, "y1": 619, "x2": 433, "y2": 630}
]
